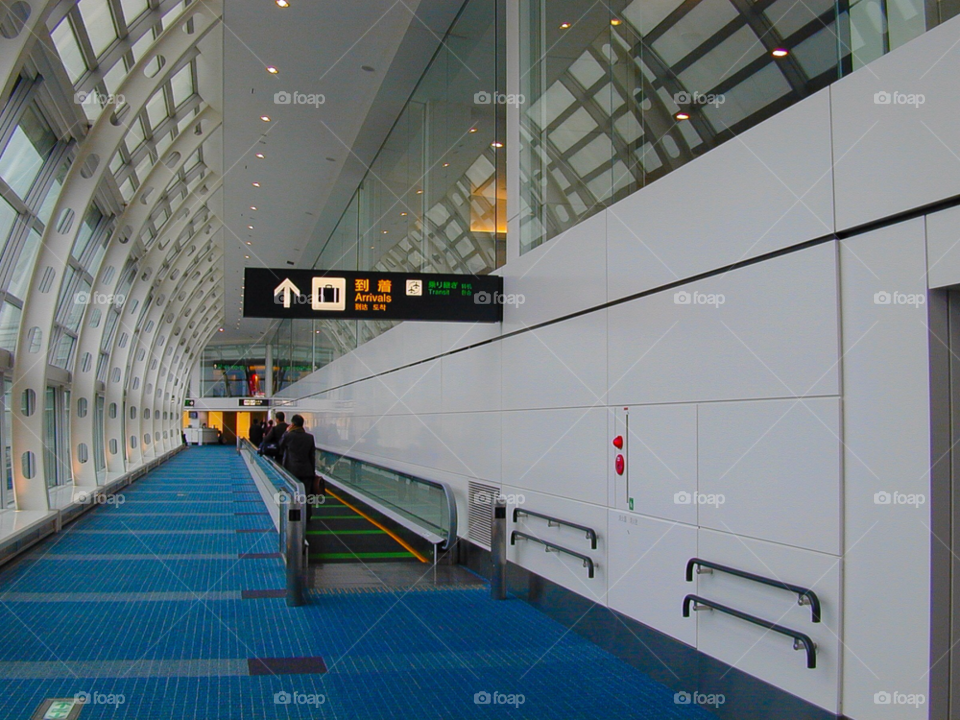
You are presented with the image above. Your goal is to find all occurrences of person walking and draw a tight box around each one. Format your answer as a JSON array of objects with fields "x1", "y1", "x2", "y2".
[
  {"x1": 249, "y1": 419, "x2": 264, "y2": 447},
  {"x1": 278, "y1": 415, "x2": 319, "y2": 519},
  {"x1": 260, "y1": 412, "x2": 288, "y2": 458}
]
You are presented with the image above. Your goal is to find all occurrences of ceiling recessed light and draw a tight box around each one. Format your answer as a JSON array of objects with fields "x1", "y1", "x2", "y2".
[
  {"x1": 560, "y1": 22, "x2": 571, "y2": 29},
  {"x1": 247, "y1": 225, "x2": 254, "y2": 229},
  {"x1": 772, "y1": 48, "x2": 789, "y2": 57},
  {"x1": 400, "y1": 212, "x2": 407, "y2": 216},
  {"x1": 255, "y1": 153, "x2": 265, "y2": 158},
  {"x1": 250, "y1": 206, "x2": 257, "y2": 210},
  {"x1": 266, "y1": 66, "x2": 279, "y2": 74},
  {"x1": 610, "y1": 18, "x2": 622, "y2": 25},
  {"x1": 675, "y1": 112, "x2": 690, "y2": 120},
  {"x1": 260, "y1": 115, "x2": 271, "y2": 122},
  {"x1": 252, "y1": 182, "x2": 260, "y2": 187},
  {"x1": 276, "y1": 0, "x2": 289, "y2": 6},
  {"x1": 246, "y1": 241, "x2": 252, "y2": 245},
  {"x1": 382, "y1": 230, "x2": 388, "y2": 234},
  {"x1": 244, "y1": 255, "x2": 250, "y2": 259},
  {"x1": 416, "y1": 190, "x2": 423, "y2": 194},
  {"x1": 469, "y1": 127, "x2": 478, "y2": 133},
  {"x1": 361, "y1": 65, "x2": 375, "y2": 72},
  {"x1": 443, "y1": 162, "x2": 450, "y2": 167},
  {"x1": 491, "y1": 141, "x2": 503, "y2": 148}
]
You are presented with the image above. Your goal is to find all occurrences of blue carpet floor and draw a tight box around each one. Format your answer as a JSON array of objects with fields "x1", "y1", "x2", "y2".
[{"x1": 0, "y1": 446, "x2": 715, "y2": 719}]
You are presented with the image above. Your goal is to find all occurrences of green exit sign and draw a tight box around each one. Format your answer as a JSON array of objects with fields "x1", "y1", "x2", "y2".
[{"x1": 32, "y1": 699, "x2": 80, "y2": 720}]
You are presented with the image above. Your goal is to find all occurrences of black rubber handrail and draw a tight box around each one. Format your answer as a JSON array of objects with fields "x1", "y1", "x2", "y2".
[
  {"x1": 511, "y1": 531, "x2": 595, "y2": 578},
  {"x1": 683, "y1": 594, "x2": 817, "y2": 669},
  {"x1": 512, "y1": 508, "x2": 598, "y2": 549},
  {"x1": 686, "y1": 558, "x2": 821, "y2": 623}
]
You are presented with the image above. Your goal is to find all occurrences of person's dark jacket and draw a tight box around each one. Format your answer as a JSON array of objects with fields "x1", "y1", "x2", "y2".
[
  {"x1": 249, "y1": 422, "x2": 264, "y2": 446},
  {"x1": 278, "y1": 426, "x2": 316, "y2": 481},
  {"x1": 261, "y1": 421, "x2": 288, "y2": 452}
]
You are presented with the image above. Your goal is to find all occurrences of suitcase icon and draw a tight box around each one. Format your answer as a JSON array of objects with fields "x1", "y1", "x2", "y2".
[
  {"x1": 311, "y1": 277, "x2": 346, "y2": 312},
  {"x1": 320, "y1": 284, "x2": 339, "y2": 304}
]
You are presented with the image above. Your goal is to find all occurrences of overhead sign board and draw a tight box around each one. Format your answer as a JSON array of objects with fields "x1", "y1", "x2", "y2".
[
  {"x1": 243, "y1": 269, "x2": 504, "y2": 322},
  {"x1": 239, "y1": 398, "x2": 270, "y2": 407}
]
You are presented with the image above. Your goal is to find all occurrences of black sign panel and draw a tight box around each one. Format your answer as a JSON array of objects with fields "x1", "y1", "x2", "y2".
[
  {"x1": 239, "y1": 398, "x2": 270, "y2": 407},
  {"x1": 243, "y1": 269, "x2": 504, "y2": 322}
]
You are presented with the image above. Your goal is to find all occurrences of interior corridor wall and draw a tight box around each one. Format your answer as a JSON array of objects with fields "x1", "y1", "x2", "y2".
[{"x1": 276, "y1": 15, "x2": 960, "y2": 719}]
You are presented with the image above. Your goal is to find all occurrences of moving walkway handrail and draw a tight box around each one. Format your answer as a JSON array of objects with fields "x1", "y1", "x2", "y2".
[
  {"x1": 513, "y1": 508, "x2": 597, "y2": 549},
  {"x1": 316, "y1": 446, "x2": 458, "y2": 550},
  {"x1": 238, "y1": 438, "x2": 306, "y2": 606},
  {"x1": 511, "y1": 530, "x2": 595, "y2": 578},
  {"x1": 685, "y1": 558, "x2": 821, "y2": 623},
  {"x1": 683, "y1": 594, "x2": 817, "y2": 669}
]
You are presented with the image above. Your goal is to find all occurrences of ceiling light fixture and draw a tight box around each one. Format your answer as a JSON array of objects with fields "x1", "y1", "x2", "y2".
[
  {"x1": 255, "y1": 153, "x2": 265, "y2": 158},
  {"x1": 400, "y1": 212, "x2": 407, "y2": 216},
  {"x1": 675, "y1": 112, "x2": 690, "y2": 120},
  {"x1": 266, "y1": 66, "x2": 279, "y2": 74},
  {"x1": 443, "y1": 162, "x2": 450, "y2": 167},
  {"x1": 610, "y1": 18, "x2": 622, "y2": 25},
  {"x1": 260, "y1": 115, "x2": 271, "y2": 122},
  {"x1": 560, "y1": 22, "x2": 571, "y2": 29},
  {"x1": 491, "y1": 141, "x2": 503, "y2": 148},
  {"x1": 276, "y1": 0, "x2": 289, "y2": 7},
  {"x1": 252, "y1": 182, "x2": 260, "y2": 187},
  {"x1": 247, "y1": 225, "x2": 254, "y2": 229},
  {"x1": 772, "y1": 48, "x2": 789, "y2": 57},
  {"x1": 469, "y1": 127, "x2": 478, "y2": 133},
  {"x1": 245, "y1": 255, "x2": 250, "y2": 259},
  {"x1": 250, "y1": 206, "x2": 257, "y2": 210},
  {"x1": 416, "y1": 190, "x2": 423, "y2": 194}
]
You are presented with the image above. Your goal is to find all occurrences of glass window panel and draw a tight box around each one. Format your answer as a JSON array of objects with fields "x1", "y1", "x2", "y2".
[
  {"x1": 170, "y1": 63, "x2": 194, "y2": 107},
  {"x1": 120, "y1": 0, "x2": 149, "y2": 25},
  {"x1": 124, "y1": 115, "x2": 146, "y2": 151},
  {"x1": 79, "y1": 0, "x2": 118, "y2": 57},
  {"x1": 130, "y1": 28, "x2": 155, "y2": 64},
  {"x1": 120, "y1": 177, "x2": 135, "y2": 200},
  {"x1": 38, "y1": 160, "x2": 68, "y2": 226},
  {"x1": 52, "y1": 332, "x2": 75, "y2": 369},
  {"x1": 7, "y1": 229, "x2": 40, "y2": 299},
  {"x1": 43, "y1": 386, "x2": 58, "y2": 486},
  {"x1": 52, "y1": 17, "x2": 86, "y2": 84},
  {"x1": 103, "y1": 60, "x2": 127, "y2": 95},
  {"x1": 145, "y1": 89, "x2": 167, "y2": 130},
  {"x1": 0, "y1": 303, "x2": 21, "y2": 351},
  {"x1": 3, "y1": 378, "x2": 12, "y2": 506},
  {"x1": 0, "y1": 196, "x2": 17, "y2": 260},
  {"x1": 0, "y1": 107, "x2": 56, "y2": 198}
]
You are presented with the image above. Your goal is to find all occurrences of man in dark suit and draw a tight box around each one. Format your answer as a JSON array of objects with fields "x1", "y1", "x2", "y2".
[
  {"x1": 249, "y1": 419, "x2": 265, "y2": 447},
  {"x1": 260, "y1": 411, "x2": 288, "y2": 458},
  {"x1": 278, "y1": 414, "x2": 319, "y2": 518}
]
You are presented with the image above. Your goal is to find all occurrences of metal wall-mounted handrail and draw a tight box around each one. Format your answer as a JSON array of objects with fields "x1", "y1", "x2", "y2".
[
  {"x1": 685, "y1": 558, "x2": 821, "y2": 623},
  {"x1": 238, "y1": 438, "x2": 306, "y2": 606},
  {"x1": 513, "y1": 508, "x2": 598, "y2": 549},
  {"x1": 511, "y1": 530, "x2": 595, "y2": 578},
  {"x1": 683, "y1": 594, "x2": 817, "y2": 669},
  {"x1": 316, "y1": 446, "x2": 458, "y2": 550}
]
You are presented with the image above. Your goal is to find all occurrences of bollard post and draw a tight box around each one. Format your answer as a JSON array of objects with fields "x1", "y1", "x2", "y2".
[
  {"x1": 285, "y1": 483, "x2": 306, "y2": 606},
  {"x1": 491, "y1": 496, "x2": 507, "y2": 600}
]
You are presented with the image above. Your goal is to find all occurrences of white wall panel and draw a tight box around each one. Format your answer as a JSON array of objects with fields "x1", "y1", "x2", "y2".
[
  {"x1": 698, "y1": 397, "x2": 842, "y2": 555},
  {"x1": 505, "y1": 485, "x2": 607, "y2": 603},
  {"x1": 502, "y1": 407, "x2": 607, "y2": 504},
  {"x1": 378, "y1": 361, "x2": 442, "y2": 417},
  {"x1": 616, "y1": 403, "x2": 698, "y2": 525},
  {"x1": 608, "y1": 242, "x2": 840, "y2": 406},
  {"x1": 606, "y1": 89, "x2": 834, "y2": 302},
  {"x1": 926, "y1": 204, "x2": 960, "y2": 289},
  {"x1": 832, "y1": 15, "x2": 960, "y2": 231},
  {"x1": 695, "y1": 529, "x2": 841, "y2": 713},
  {"x1": 840, "y1": 220, "x2": 932, "y2": 720},
  {"x1": 607, "y1": 511, "x2": 698, "y2": 646},
  {"x1": 441, "y1": 340, "x2": 501, "y2": 414},
  {"x1": 502, "y1": 311, "x2": 608, "y2": 411},
  {"x1": 502, "y1": 211, "x2": 607, "y2": 329}
]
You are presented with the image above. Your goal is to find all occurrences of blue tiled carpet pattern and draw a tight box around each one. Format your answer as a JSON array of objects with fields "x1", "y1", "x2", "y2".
[{"x1": 0, "y1": 446, "x2": 714, "y2": 719}]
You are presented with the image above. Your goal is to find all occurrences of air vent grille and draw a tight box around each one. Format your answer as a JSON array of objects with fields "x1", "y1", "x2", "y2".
[{"x1": 468, "y1": 481, "x2": 499, "y2": 549}]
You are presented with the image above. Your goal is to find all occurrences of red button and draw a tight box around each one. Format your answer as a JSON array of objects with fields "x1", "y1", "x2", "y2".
[
  {"x1": 612, "y1": 435, "x2": 623, "y2": 449},
  {"x1": 615, "y1": 454, "x2": 624, "y2": 475}
]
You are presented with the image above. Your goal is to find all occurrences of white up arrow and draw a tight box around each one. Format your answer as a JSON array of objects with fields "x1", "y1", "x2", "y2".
[{"x1": 274, "y1": 278, "x2": 300, "y2": 308}]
